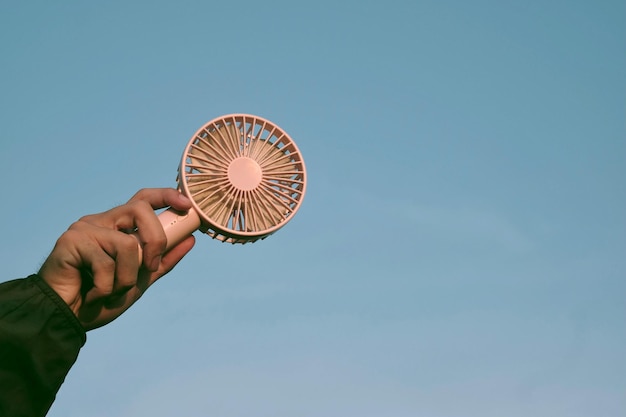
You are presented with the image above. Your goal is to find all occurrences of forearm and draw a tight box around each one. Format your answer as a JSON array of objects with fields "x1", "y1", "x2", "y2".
[{"x1": 0, "y1": 275, "x2": 86, "y2": 417}]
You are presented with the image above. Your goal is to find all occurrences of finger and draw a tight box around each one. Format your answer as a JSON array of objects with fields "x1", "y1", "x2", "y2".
[
  {"x1": 127, "y1": 190, "x2": 192, "y2": 271},
  {"x1": 70, "y1": 222, "x2": 140, "y2": 302},
  {"x1": 129, "y1": 188, "x2": 192, "y2": 212},
  {"x1": 79, "y1": 189, "x2": 191, "y2": 230},
  {"x1": 83, "y1": 200, "x2": 166, "y2": 271},
  {"x1": 158, "y1": 234, "x2": 195, "y2": 276},
  {"x1": 110, "y1": 232, "x2": 140, "y2": 292},
  {"x1": 124, "y1": 200, "x2": 167, "y2": 271},
  {"x1": 139, "y1": 235, "x2": 195, "y2": 291},
  {"x1": 79, "y1": 243, "x2": 115, "y2": 305},
  {"x1": 76, "y1": 188, "x2": 192, "y2": 271},
  {"x1": 77, "y1": 204, "x2": 136, "y2": 231}
]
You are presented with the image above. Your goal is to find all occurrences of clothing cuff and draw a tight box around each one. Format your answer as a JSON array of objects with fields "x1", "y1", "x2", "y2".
[{"x1": 30, "y1": 274, "x2": 87, "y2": 346}]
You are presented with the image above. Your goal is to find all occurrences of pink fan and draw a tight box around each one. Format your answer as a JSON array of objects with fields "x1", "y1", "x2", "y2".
[{"x1": 155, "y1": 114, "x2": 307, "y2": 249}]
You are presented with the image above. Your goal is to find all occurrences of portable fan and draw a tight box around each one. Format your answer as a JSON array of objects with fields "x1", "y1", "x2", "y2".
[{"x1": 155, "y1": 114, "x2": 307, "y2": 250}]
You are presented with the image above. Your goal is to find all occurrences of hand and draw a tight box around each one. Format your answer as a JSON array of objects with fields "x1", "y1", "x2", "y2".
[{"x1": 38, "y1": 188, "x2": 196, "y2": 331}]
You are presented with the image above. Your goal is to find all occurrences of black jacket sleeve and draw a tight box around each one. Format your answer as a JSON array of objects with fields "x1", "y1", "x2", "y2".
[{"x1": 0, "y1": 274, "x2": 86, "y2": 417}]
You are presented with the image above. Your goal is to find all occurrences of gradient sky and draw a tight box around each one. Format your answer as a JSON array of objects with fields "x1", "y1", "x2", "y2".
[{"x1": 1, "y1": 1, "x2": 624, "y2": 416}]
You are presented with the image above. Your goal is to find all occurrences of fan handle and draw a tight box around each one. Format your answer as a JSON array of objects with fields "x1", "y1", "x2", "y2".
[{"x1": 135, "y1": 207, "x2": 201, "y2": 264}]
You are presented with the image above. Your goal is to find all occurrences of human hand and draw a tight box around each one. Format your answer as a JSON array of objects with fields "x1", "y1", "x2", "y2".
[{"x1": 38, "y1": 188, "x2": 196, "y2": 331}]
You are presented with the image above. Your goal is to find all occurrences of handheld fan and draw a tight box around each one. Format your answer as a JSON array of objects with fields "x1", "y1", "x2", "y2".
[{"x1": 155, "y1": 114, "x2": 307, "y2": 250}]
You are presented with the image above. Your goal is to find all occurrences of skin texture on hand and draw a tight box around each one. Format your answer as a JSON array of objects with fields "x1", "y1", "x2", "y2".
[{"x1": 38, "y1": 188, "x2": 196, "y2": 331}]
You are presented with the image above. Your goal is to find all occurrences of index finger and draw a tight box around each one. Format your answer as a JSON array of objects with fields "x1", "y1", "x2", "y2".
[
  {"x1": 126, "y1": 200, "x2": 168, "y2": 271},
  {"x1": 129, "y1": 188, "x2": 192, "y2": 212}
]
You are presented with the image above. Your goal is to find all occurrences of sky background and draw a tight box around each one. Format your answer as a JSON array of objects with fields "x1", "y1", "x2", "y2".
[{"x1": 1, "y1": 1, "x2": 624, "y2": 416}]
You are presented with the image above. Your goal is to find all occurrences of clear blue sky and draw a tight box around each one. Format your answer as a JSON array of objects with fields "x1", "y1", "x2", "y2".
[{"x1": 1, "y1": 1, "x2": 624, "y2": 416}]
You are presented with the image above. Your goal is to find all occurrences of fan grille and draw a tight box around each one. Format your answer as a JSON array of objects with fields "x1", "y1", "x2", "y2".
[{"x1": 179, "y1": 114, "x2": 306, "y2": 243}]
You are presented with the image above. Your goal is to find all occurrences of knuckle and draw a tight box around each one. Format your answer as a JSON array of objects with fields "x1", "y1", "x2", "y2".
[
  {"x1": 119, "y1": 233, "x2": 140, "y2": 252},
  {"x1": 98, "y1": 257, "x2": 116, "y2": 273},
  {"x1": 56, "y1": 228, "x2": 85, "y2": 247},
  {"x1": 143, "y1": 233, "x2": 167, "y2": 254},
  {"x1": 57, "y1": 228, "x2": 77, "y2": 241},
  {"x1": 77, "y1": 214, "x2": 97, "y2": 224},
  {"x1": 68, "y1": 219, "x2": 87, "y2": 231},
  {"x1": 130, "y1": 188, "x2": 151, "y2": 202},
  {"x1": 151, "y1": 234, "x2": 167, "y2": 249},
  {"x1": 127, "y1": 199, "x2": 151, "y2": 214}
]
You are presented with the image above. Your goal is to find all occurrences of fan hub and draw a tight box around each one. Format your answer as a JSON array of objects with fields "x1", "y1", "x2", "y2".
[{"x1": 228, "y1": 157, "x2": 262, "y2": 191}]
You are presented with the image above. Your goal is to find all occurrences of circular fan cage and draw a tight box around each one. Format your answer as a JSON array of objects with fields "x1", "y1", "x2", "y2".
[{"x1": 178, "y1": 114, "x2": 307, "y2": 244}]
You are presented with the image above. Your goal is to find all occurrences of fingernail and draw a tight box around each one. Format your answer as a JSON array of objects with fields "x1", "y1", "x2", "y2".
[{"x1": 178, "y1": 194, "x2": 191, "y2": 205}]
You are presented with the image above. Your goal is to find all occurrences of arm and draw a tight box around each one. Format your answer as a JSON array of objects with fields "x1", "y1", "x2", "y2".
[
  {"x1": 0, "y1": 188, "x2": 195, "y2": 416},
  {"x1": 0, "y1": 275, "x2": 85, "y2": 417}
]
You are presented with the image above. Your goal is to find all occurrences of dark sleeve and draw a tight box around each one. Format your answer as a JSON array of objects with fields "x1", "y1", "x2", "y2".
[{"x1": 0, "y1": 274, "x2": 86, "y2": 417}]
